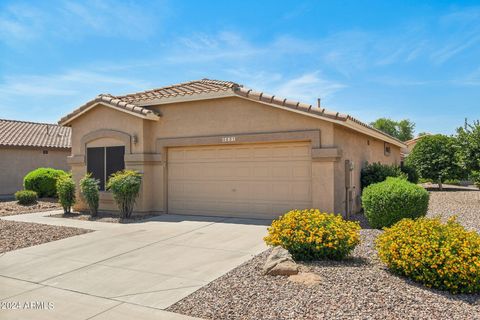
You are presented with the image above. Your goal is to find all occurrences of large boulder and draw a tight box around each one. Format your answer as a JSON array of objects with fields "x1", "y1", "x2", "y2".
[{"x1": 263, "y1": 246, "x2": 299, "y2": 276}]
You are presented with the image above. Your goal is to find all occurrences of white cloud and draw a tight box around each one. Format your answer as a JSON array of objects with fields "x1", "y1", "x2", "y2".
[
  {"x1": 0, "y1": 0, "x2": 162, "y2": 45},
  {"x1": 0, "y1": 70, "x2": 151, "y2": 99},
  {"x1": 273, "y1": 72, "x2": 346, "y2": 103}
]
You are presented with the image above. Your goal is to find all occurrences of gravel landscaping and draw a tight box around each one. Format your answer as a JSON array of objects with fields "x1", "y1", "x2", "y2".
[
  {"x1": 168, "y1": 189, "x2": 480, "y2": 320},
  {"x1": 49, "y1": 212, "x2": 158, "y2": 223},
  {"x1": 0, "y1": 198, "x2": 61, "y2": 217},
  {"x1": 0, "y1": 220, "x2": 91, "y2": 254}
]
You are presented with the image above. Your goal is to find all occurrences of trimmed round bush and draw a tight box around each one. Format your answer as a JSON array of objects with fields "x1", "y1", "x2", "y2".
[
  {"x1": 362, "y1": 177, "x2": 429, "y2": 229},
  {"x1": 15, "y1": 190, "x2": 38, "y2": 205},
  {"x1": 23, "y1": 168, "x2": 67, "y2": 198},
  {"x1": 376, "y1": 217, "x2": 480, "y2": 293},
  {"x1": 56, "y1": 174, "x2": 76, "y2": 214},
  {"x1": 264, "y1": 209, "x2": 361, "y2": 261}
]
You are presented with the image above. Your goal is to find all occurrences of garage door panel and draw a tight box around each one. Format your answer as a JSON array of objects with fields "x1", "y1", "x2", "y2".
[{"x1": 168, "y1": 142, "x2": 312, "y2": 219}]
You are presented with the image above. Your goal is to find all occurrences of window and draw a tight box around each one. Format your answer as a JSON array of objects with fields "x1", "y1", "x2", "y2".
[
  {"x1": 87, "y1": 146, "x2": 125, "y2": 190},
  {"x1": 42, "y1": 150, "x2": 49, "y2": 154}
]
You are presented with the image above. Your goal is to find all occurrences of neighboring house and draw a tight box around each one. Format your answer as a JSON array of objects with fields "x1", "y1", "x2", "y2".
[
  {"x1": 0, "y1": 119, "x2": 71, "y2": 196},
  {"x1": 59, "y1": 79, "x2": 405, "y2": 219}
]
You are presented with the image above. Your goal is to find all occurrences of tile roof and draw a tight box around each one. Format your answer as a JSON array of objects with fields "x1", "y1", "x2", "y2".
[
  {"x1": 115, "y1": 79, "x2": 238, "y2": 104},
  {"x1": 59, "y1": 79, "x2": 405, "y2": 146},
  {"x1": 0, "y1": 119, "x2": 71, "y2": 149},
  {"x1": 59, "y1": 94, "x2": 160, "y2": 125}
]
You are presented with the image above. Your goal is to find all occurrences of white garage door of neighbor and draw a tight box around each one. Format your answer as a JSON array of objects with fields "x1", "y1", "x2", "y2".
[{"x1": 167, "y1": 142, "x2": 312, "y2": 219}]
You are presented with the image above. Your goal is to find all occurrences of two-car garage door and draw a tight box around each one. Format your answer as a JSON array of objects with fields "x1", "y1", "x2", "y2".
[{"x1": 167, "y1": 142, "x2": 312, "y2": 219}]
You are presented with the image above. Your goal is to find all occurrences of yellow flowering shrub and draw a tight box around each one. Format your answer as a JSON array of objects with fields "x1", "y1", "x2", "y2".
[
  {"x1": 376, "y1": 217, "x2": 480, "y2": 294},
  {"x1": 264, "y1": 209, "x2": 361, "y2": 261}
]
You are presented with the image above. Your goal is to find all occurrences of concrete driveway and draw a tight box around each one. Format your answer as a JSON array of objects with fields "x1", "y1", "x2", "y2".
[{"x1": 0, "y1": 212, "x2": 269, "y2": 319}]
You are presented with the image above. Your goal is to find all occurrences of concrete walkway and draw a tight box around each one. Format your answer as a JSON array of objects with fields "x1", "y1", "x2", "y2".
[{"x1": 0, "y1": 211, "x2": 269, "y2": 319}]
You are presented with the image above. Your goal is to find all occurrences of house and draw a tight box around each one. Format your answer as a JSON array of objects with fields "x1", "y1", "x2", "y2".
[
  {"x1": 59, "y1": 79, "x2": 405, "y2": 219},
  {"x1": 0, "y1": 119, "x2": 71, "y2": 197}
]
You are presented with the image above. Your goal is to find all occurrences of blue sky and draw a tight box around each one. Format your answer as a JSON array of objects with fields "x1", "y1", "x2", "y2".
[{"x1": 0, "y1": 0, "x2": 479, "y2": 134}]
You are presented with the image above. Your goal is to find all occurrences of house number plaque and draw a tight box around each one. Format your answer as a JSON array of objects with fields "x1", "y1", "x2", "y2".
[{"x1": 221, "y1": 136, "x2": 236, "y2": 142}]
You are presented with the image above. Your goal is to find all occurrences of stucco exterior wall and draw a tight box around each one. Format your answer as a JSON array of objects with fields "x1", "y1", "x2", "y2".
[
  {"x1": 333, "y1": 125, "x2": 401, "y2": 214},
  {"x1": 67, "y1": 96, "x2": 402, "y2": 217},
  {"x1": 0, "y1": 147, "x2": 70, "y2": 196}
]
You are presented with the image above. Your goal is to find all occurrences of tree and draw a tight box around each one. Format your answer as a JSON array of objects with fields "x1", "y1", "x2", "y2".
[
  {"x1": 371, "y1": 118, "x2": 398, "y2": 138},
  {"x1": 456, "y1": 120, "x2": 480, "y2": 186},
  {"x1": 397, "y1": 119, "x2": 415, "y2": 141},
  {"x1": 406, "y1": 134, "x2": 462, "y2": 190},
  {"x1": 370, "y1": 118, "x2": 415, "y2": 141}
]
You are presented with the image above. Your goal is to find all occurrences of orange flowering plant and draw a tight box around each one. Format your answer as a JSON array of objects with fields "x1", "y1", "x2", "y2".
[
  {"x1": 264, "y1": 209, "x2": 361, "y2": 261},
  {"x1": 376, "y1": 217, "x2": 480, "y2": 294}
]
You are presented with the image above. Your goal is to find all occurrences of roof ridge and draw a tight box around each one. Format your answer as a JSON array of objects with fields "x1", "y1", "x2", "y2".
[{"x1": 112, "y1": 79, "x2": 240, "y2": 99}]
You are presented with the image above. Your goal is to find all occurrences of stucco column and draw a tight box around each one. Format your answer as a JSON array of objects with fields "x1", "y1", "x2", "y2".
[
  {"x1": 311, "y1": 161, "x2": 335, "y2": 213},
  {"x1": 311, "y1": 148, "x2": 342, "y2": 213},
  {"x1": 68, "y1": 156, "x2": 88, "y2": 211},
  {"x1": 124, "y1": 153, "x2": 162, "y2": 214}
]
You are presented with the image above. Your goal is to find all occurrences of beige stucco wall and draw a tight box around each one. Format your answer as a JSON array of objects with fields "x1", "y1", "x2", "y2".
[
  {"x1": 333, "y1": 125, "x2": 401, "y2": 213},
  {"x1": 67, "y1": 96, "x2": 401, "y2": 217},
  {"x1": 0, "y1": 147, "x2": 70, "y2": 196}
]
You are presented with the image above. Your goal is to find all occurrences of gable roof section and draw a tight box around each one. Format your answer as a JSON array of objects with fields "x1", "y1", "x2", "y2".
[
  {"x1": 59, "y1": 79, "x2": 405, "y2": 148},
  {"x1": 59, "y1": 94, "x2": 161, "y2": 125},
  {"x1": 0, "y1": 119, "x2": 71, "y2": 149}
]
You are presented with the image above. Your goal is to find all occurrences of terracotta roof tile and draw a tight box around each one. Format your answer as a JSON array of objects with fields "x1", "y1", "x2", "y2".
[
  {"x1": 0, "y1": 119, "x2": 71, "y2": 149},
  {"x1": 115, "y1": 79, "x2": 239, "y2": 104},
  {"x1": 58, "y1": 78, "x2": 404, "y2": 146}
]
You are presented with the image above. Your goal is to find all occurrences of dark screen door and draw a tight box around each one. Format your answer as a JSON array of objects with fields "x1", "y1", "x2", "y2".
[{"x1": 87, "y1": 147, "x2": 105, "y2": 190}]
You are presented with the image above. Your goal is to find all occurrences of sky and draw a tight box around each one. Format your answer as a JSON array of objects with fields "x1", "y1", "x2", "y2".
[{"x1": 0, "y1": 0, "x2": 479, "y2": 135}]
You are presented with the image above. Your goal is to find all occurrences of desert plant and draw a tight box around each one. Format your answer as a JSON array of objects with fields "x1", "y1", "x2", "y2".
[
  {"x1": 264, "y1": 209, "x2": 361, "y2": 261},
  {"x1": 56, "y1": 174, "x2": 76, "y2": 214},
  {"x1": 80, "y1": 174, "x2": 100, "y2": 217},
  {"x1": 15, "y1": 190, "x2": 38, "y2": 205},
  {"x1": 361, "y1": 162, "x2": 404, "y2": 189},
  {"x1": 362, "y1": 177, "x2": 429, "y2": 229},
  {"x1": 376, "y1": 217, "x2": 480, "y2": 294},
  {"x1": 23, "y1": 168, "x2": 67, "y2": 197},
  {"x1": 106, "y1": 170, "x2": 142, "y2": 219}
]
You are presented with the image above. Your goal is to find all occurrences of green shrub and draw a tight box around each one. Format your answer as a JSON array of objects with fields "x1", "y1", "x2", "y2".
[
  {"x1": 80, "y1": 174, "x2": 100, "y2": 217},
  {"x1": 376, "y1": 217, "x2": 480, "y2": 294},
  {"x1": 106, "y1": 170, "x2": 142, "y2": 219},
  {"x1": 400, "y1": 164, "x2": 419, "y2": 184},
  {"x1": 444, "y1": 179, "x2": 461, "y2": 186},
  {"x1": 419, "y1": 177, "x2": 433, "y2": 183},
  {"x1": 361, "y1": 162, "x2": 404, "y2": 189},
  {"x1": 362, "y1": 177, "x2": 429, "y2": 229},
  {"x1": 264, "y1": 209, "x2": 361, "y2": 261},
  {"x1": 15, "y1": 190, "x2": 38, "y2": 205},
  {"x1": 56, "y1": 175, "x2": 76, "y2": 214},
  {"x1": 471, "y1": 171, "x2": 480, "y2": 189},
  {"x1": 23, "y1": 168, "x2": 67, "y2": 198}
]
